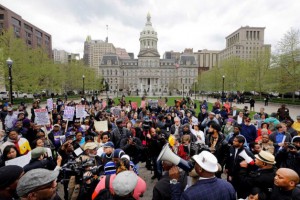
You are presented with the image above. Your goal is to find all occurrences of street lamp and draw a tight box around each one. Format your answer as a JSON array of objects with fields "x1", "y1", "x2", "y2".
[
  {"x1": 6, "y1": 58, "x2": 13, "y2": 105},
  {"x1": 182, "y1": 84, "x2": 184, "y2": 98},
  {"x1": 82, "y1": 75, "x2": 85, "y2": 96},
  {"x1": 222, "y1": 75, "x2": 225, "y2": 102}
]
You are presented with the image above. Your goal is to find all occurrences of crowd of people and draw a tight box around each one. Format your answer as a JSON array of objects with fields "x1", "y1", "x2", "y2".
[{"x1": 0, "y1": 95, "x2": 300, "y2": 200}]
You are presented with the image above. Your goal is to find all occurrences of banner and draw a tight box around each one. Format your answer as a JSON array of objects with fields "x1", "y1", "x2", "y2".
[
  {"x1": 47, "y1": 98, "x2": 53, "y2": 111},
  {"x1": 63, "y1": 106, "x2": 75, "y2": 121},
  {"x1": 34, "y1": 109, "x2": 50, "y2": 125},
  {"x1": 76, "y1": 105, "x2": 85, "y2": 118}
]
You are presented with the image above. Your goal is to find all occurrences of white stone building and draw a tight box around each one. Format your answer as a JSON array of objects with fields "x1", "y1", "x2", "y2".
[{"x1": 99, "y1": 13, "x2": 198, "y2": 95}]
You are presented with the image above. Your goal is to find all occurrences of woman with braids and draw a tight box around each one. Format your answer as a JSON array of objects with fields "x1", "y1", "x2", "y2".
[{"x1": 92, "y1": 158, "x2": 146, "y2": 200}]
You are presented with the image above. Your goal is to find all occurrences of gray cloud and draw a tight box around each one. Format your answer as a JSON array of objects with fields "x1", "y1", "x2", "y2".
[{"x1": 2, "y1": 0, "x2": 300, "y2": 57}]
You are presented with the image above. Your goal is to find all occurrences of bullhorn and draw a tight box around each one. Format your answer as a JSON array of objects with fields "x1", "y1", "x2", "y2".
[{"x1": 157, "y1": 144, "x2": 194, "y2": 172}]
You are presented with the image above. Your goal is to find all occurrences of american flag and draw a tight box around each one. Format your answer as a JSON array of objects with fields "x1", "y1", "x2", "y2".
[{"x1": 175, "y1": 63, "x2": 180, "y2": 69}]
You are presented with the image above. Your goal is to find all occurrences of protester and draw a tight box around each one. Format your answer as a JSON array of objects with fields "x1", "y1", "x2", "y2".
[
  {"x1": 0, "y1": 145, "x2": 20, "y2": 167},
  {"x1": 16, "y1": 168, "x2": 61, "y2": 200},
  {"x1": 271, "y1": 168, "x2": 300, "y2": 200},
  {"x1": 0, "y1": 165, "x2": 24, "y2": 200},
  {"x1": 239, "y1": 150, "x2": 276, "y2": 199}
]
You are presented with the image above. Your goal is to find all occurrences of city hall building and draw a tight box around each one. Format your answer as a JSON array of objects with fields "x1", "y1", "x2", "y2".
[{"x1": 98, "y1": 13, "x2": 198, "y2": 95}]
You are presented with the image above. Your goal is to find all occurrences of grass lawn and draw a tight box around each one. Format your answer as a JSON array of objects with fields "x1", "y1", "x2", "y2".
[{"x1": 113, "y1": 96, "x2": 256, "y2": 118}]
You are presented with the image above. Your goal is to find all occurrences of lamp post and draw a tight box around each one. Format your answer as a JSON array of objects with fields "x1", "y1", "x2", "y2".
[
  {"x1": 82, "y1": 75, "x2": 85, "y2": 96},
  {"x1": 6, "y1": 58, "x2": 13, "y2": 105},
  {"x1": 182, "y1": 84, "x2": 184, "y2": 98},
  {"x1": 222, "y1": 75, "x2": 225, "y2": 102}
]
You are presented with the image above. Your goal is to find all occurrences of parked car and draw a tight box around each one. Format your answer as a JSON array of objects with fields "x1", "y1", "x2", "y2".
[{"x1": 0, "y1": 91, "x2": 8, "y2": 100}]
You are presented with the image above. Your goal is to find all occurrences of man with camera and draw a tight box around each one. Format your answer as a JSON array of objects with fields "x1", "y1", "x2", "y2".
[
  {"x1": 120, "y1": 135, "x2": 143, "y2": 174},
  {"x1": 276, "y1": 136, "x2": 300, "y2": 177}
]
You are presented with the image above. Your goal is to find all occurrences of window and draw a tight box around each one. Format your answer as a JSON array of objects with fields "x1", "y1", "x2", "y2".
[
  {"x1": 0, "y1": 14, "x2": 4, "y2": 20},
  {"x1": 11, "y1": 17, "x2": 21, "y2": 26},
  {"x1": 24, "y1": 23, "x2": 33, "y2": 32},
  {"x1": 35, "y1": 30, "x2": 42, "y2": 37}
]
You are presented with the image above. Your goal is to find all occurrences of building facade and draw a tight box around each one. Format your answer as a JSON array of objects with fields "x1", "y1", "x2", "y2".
[
  {"x1": 218, "y1": 26, "x2": 271, "y2": 65},
  {"x1": 0, "y1": 4, "x2": 52, "y2": 57},
  {"x1": 53, "y1": 49, "x2": 69, "y2": 64},
  {"x1": 115, "y1": 48, "x2": 130, "y2": 59},
  {"x1": 83, "y1": 36, "x2": 116, "y2": 68},
  {"x1": 99, "y1": 13, "x2": 198, "y2": 95},
  {"x1": 194, "y1": 49, "x2": 220, "y2": 71}
]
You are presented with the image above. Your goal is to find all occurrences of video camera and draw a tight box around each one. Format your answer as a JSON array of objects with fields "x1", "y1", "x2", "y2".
[{"x1": 61, "y1": 157, "x2": 103, "y2": 184}]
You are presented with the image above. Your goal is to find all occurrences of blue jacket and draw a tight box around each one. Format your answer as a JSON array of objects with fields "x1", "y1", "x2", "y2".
[
  {"x1": 170, "y1": 177, "x2": 236, "y2": 200},
  {"x1": 241, "y1": 123, "x2": 257, "y2": 143}
]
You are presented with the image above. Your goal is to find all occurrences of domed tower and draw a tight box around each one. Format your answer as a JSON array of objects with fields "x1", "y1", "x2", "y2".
[{"x1": 138, "y1": 13, "x2": 160, "y2": 57}]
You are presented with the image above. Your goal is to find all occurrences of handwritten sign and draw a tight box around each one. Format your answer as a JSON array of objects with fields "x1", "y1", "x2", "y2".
[
  {"x1": 34, "y1": 109, "x2": 50, "y2": 125},
  {"x1": 76, "y1": 105, "x2": 85, "y2": 118},
  {"x1": 94, "y1": 120, "x2": 108, "y2": 132},
  {"x1": 5, "y1": 152, "x2": 31, "y2": 167},
  {"x1": 63, "y1": 106, "x2": 75, "y2": 121},
  {"x1": 47, "y1": 98, "x2": 53, "y2": 111}
]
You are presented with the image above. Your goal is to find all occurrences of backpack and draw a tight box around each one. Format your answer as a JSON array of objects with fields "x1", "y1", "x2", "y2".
[{"x1": 94, "y1": 175, "x2": 114, "y2": 200}]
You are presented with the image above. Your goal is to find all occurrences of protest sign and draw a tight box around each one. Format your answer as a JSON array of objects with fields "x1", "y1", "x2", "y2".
[
  {"x1": 34, "y1": 109, "x2": 50, "y2": 125},
  {"x1": 76, "y1": 105, "x2": 85, "y2": 118},
  {"x1": 47, "y1": 98, "x2": 53, "y2": 111},
  {"x1": 94, "y1": 120, "x2": 108, "y2": 132},
  {"x1": 148, "y1": 99, "x2": 158, "y2": 108},
  {"x1": 63, "y1": 106, "x2": 75, "y2": 121},
  {"x1": 141, "y1": 100, "x2": 146, "y2": 108},
  {"x1": 158, "y1": 99, "x2": 166, "y2": 107},
  {"x1": 111, "y1": 106, "x2": 121, "y2": 117},
  {"x1": 131, "y1": 102, "x2": 138, "y2": 110},
  {"x1": 5, "y1": 152, "x2": 31, "y2": 167}
]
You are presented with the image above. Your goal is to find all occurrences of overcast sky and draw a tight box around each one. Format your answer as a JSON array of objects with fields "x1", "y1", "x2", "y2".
[{"x1": 2, "y1": 0, "x2": 300, "y2": 57}]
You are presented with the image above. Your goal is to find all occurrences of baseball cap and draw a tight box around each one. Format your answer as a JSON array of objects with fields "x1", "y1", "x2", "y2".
[
  {"x1": 17, "y1": 169, "x2": 59, "y2": 197},
  {"x1": 103, "y1": 141, "x2": 115, "y2": 148}
]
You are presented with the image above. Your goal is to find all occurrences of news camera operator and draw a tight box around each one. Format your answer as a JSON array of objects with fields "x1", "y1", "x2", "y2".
[{"x1": 61, "y1": 142, "x2": 103, "y2": 200}]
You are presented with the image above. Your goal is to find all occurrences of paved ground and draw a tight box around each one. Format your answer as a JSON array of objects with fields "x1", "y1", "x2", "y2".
[{"x1": 196, "y1": 96, "x2": 300, "y2": 120}]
